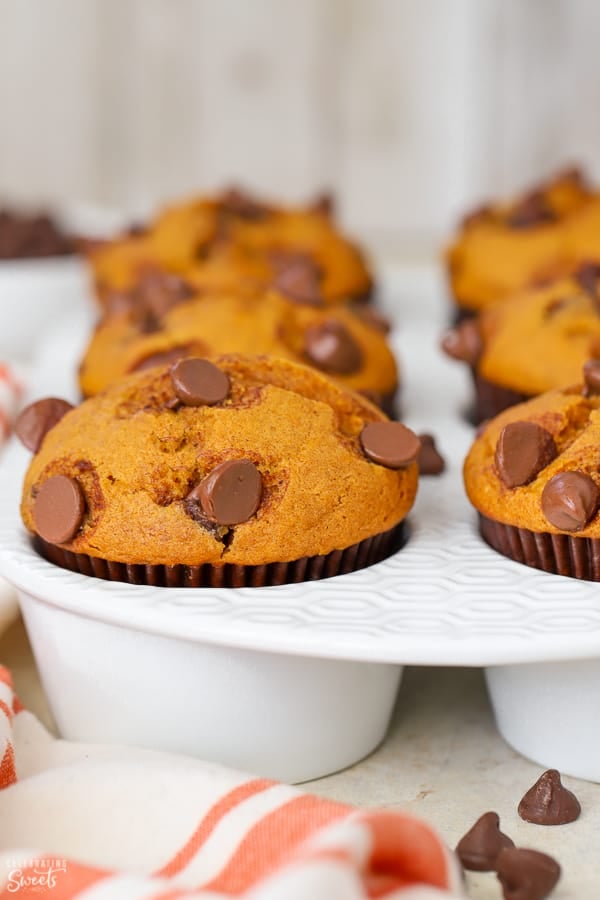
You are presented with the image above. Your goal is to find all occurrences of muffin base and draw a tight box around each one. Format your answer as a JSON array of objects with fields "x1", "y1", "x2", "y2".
[
  {"x1": 472, "y1": 372, "x2": 531, "y2": 424},
  {"x1": 479, "y1": 513, "x2": 600, "y2": 581},
  {"x1": 33, "y1": 521, "x2": 407, "y2": 588}
]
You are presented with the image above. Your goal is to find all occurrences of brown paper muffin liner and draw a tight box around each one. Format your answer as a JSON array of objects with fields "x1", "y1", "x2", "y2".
[
  {"x1": 479, "y1": 513, "x2": 600, "y2": 581},
  {"x1": 33, "y1": 521, "x2": 407, "y2": 588},
  {"x1": 471, "y1": 372, "x2": 532, "y2": 424}
]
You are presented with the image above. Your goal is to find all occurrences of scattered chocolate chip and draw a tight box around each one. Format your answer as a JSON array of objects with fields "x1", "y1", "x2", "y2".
[
  {"x1": 272, "y1": 253, "x2": 323, "y2": 306},
  {"x1": 350, "y1": 304, "x2": 392, "y2": 334},
  {"x1": 220, "y1": 186, "x2": 267, "y2": 220},
  {"x1": 541, "y1": 471, "x2": 600, "y2": 531},
  {"x1": 132, "y1": 346, "x2": 191, "y2": 372},
  {"x1": 360, "y1": 421, "x2": 421, "y2": 469},
  {"x1": 33, "y1": 475, "x2": 85, "y2": 544},
  {"x1": 507, "y1": 192, "x2": 556, "y2": 229},
  {"x1": 440, "y1": 319, "x2": 482, "y2": 366},
  {"x1": 309, "y1": 191, "x2": 335, "y2": 217},
  {"x1": 455, "y1": 812, "x2": 515, "y2": 872},
  {"x1": 518, "y1": 769, "x2": 581, "y2": 825},
  {"x1": 304, "y1": 320, "x2": 363, "y2": 374},
  {"x1": 193, "y1": 459, "x2": 262, "y2": 525},
  {"x1": 15, "y1": 397, "x2": 74, "y2": 453},
  {"x1": 417, "y1": 433, "x2": 446, "y2": 476},
  {"x1": 170, "y1": 358, "x2": 230, "y2": 406},
  {"x1": 496, "y1": 847, "x2": 561, "y2": 900},
  {"x1": 582, "y1": 359, "x2": 600, "y2": 396},
  {"x1": 495, "y1": 422, "x2": 557, "y2": 488}
]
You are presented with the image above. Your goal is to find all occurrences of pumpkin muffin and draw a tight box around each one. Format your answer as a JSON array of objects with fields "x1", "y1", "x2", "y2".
[
  {"x1": 446, "y1": 166, "x2": 595, "y2": 318},
  {"x1": 17, "y1": 355, "x2": 420, "y2": 587},
  {"x1": 442, "y1": 262, "x2": 600, "y2": 421},
  {"x1": 464, "y1": 362, "x2": 600, "y2": 580},
  {"x1": 88, "y1": 187, "x2": 373, "y2": 308},
  {"x1": 78, "y1": 280, "x2": 398, "y2": 414}
]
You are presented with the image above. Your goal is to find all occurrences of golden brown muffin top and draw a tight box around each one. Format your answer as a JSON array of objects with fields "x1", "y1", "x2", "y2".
[
  {"x1": 20, "y1": 355, "x2": 419, "y2": 567},
  {"x1": 464, "y1": 364, "x2": 600, "y2": 536},
  {"x1": 78, "y1": 282, "x2": 397, "y2": 406},
  {"x1": 88, "y1": 187, "x2": 372, "y2": 308},
  {"x1": 446, "y1": 167, "x2": 595, "y2": 313}
]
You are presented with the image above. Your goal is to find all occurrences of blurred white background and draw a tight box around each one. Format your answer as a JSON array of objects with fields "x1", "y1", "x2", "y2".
[{"x1": 0, "y1": 0, "x2": 599, "y2": 254}]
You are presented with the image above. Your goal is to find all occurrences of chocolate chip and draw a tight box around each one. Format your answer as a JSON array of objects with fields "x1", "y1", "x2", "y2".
[
  {"x1": 496, "y1": 847, "x2": 561, "y2": 900},
  {"x1": 574, "y1": 261, "x2": 600, "y2": 312},
  {"x1": 192, "y1": 459, "x2": 262, "y2": 525},
  {"x1": 350, "y1": 304, "x2": 392, "y2": 334},
  {"x1": 541, "y1": 471, "x2": 600, "y2": 531},
  {"x1": 440, "y1": 319, "x2": 482, "y2": 366},
  {"x1": 417, "y1": 433, "x2": 446, "y2": 476},
  {"x1": 33, "y1": 475, "x2": 85, "y2": 544},
  {"x1": 360, "y1": 422, "x2": 420, "y2": 469},
  {"x1": 271, "y1": 252, "x2": 323, "y2": 306},
  {"x1": 460, "y1": 202, "x2": 494, "y2": 229},
  {"x1": 507, "y1": 192, "x2": 556, "y2": 229},
  {"x1": 133, "y1": 346, "x2": 191, "y2": 372},
  {"x1": 220, "y1": 186, "x2": 267, "y2": 220},
  {"x1": 518, "y1": 769, "x2": 581, "y2": 825},
  {"x1": 495, "y1": 422, "x2": 557, "y2": 488},
  {"x1": 170, "y1": 358, "x2": 230, "y2": 406},
  {"x1": 456, "y1": 812, "x2": 515, "y2": 872},
  {"x1": 304, "y1": 320, "x2": 363, "y2": 374},
  {"x1": 15, "y1": 398, "x2": 74, "y2": 453},
  {"x1": 135, "y1": 271, "x2": 195, "y2": 324},
  {"x1": 309, "y1": 191, "x2": 335, "y2": 217},
  {"x1": 582, "y1": 359, "x2": 600, "y2": 396}
]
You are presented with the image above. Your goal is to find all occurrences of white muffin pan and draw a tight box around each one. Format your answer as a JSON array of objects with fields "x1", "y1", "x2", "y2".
[{"x1": 2, "y1": 264, "x2": 600, "y2": 782}]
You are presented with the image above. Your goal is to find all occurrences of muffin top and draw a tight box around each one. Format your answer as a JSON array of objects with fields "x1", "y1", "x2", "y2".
[
  {"x1": 78, "y1": 281, "x2": 397, "y2": 409},
  {"x1": 443, "y1": 263, "x2": 600, "y2": 397},
  {"x1": 446, "y1": 167, "x2": 595, "y2": 314},
  {"x1": 464, "y1": 364, "x2": 600, "y2": 536},
  {"x1": 20, "y1": 355, "x2": 419, "y2": 567},
  {"x1": 88, "y1": 187, "x2": 372, "y2": 308}
]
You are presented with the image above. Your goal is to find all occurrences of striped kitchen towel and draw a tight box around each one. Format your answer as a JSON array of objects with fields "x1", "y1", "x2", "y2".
[{"x1": 0, "y1": 666, "x2": 464, "y2": 899}]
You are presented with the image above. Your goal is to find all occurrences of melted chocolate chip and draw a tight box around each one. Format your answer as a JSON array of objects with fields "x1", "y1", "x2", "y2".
[
  {"x1": 496, "y1": 847, "x2": 561, "y2": 900},
  {"x1": 15, "y1": 398, "x2": 74, "y2": 453},
  {"x1": 272, "y1": 253, "x2": 323, "y2": 306},
  {"x1": 360, "y1": 422, "x2": 421, "y2": 469},
  {"x1": 133, "y1": 346, "x2": 191, "y2": 372},
  {"x1": 583, "y1": 359, "x2": 600, "y2": 396},
  {"x1": 33, "y1": 475, "x2": 85, "y2": 544},
  {"x1": 417, "y1": 433, "x2": 446, "y2": 476},
  {"x1": 507, "y1": 192, "x2": 556, "y2": 229},
  {"x1": 135, "y1": 271, "x2": 195, "y2": 324},
  {"x1": 440, "y1": 319, "x2": 482, "y2": 366},
  {"x1": 495, "y1": 422, "x2": 557, "y2": 488},
  {"x1": 518, "y1": 769, "x2": 581, "y2": 825},
  {"x1": 304, "y1": 320, "x2": 363, "y2": 374},
  {"x1": 193, "y1": 459, "x2": 262, "y2": 525},
  {"x1": 541, "y1": 471, "x2": 600, "y2": 531},
  {"x1": 455, "y1": 812, "x2": 515, "y2": 872},
  {"x1": 170, "y1": 358, "x2": 230, "y2": 406}
]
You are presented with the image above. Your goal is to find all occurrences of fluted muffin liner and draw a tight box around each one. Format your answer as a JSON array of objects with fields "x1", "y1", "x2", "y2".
[
  {"x1": 479, "y1": 513, "x2": 600, "y2": 581},
  {"x1": 33, "y1": 521, "x2": 407, "y2": 588},
  {"x1": 471, "y1": 371, "x2": 532, "y2": 424}
]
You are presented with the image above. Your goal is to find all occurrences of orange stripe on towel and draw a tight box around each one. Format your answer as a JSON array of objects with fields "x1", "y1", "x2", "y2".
[
  {"x1": 200, "y1": 794, "x2": 350, "y2": 895},
  {"x1": 0, "y1": 742, "x2": 17, "y2": 789},
  {"x1": 0, "y1": 666, "x2": 13, "y2": 689},
  {"x1": 0, "y1": 700, "x2": 12, "y2": 722},
  {"x1": 155, "y1": 778, "x2": 275, "y2": 879}
]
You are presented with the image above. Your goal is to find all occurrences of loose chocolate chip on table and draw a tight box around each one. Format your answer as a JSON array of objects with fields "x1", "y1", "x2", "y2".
[
  {"x1": 33, "y1": 475, "x2": 85, "y2": 545},
  {"x1": 440, "y1": 319, "x2": 482, "y2": 366},
  {"x1": 541, "y1": 471, "x2": 600, "y2": 532},
  {"x1": 455, "y1": 811, "x2": 515, "y2": 872},
  {"x1": 495, "y1": 847, "x2": 561, "y2": 900},
  {"x1": 15, "y1": 397, "x2": 74, "y2": 453},
  {"x1": 518, "y1": 769, "x2": 581, "y2": 825},
  {"x1": 192, "y1": 459, "x2": 262, "y2": 526},
  {"x1": 506, "y1": 192, "x2": 556, "y2": 229},
  {"x1": 272, "y1": 254, "x2": 323, "y2": 306},
  {"x1": 583, "y1": 359, "x2": 600, "y2": 396},
  {"x1": 170, "y1": 358, "x2": 230, "y2": 406},
  {"x1": 417, "y1": 433, "x2": 446, "y2": 476},
  {"x1": 360, "y1": 422, "x2": 421, "y2": 469},
  {"x1": 304, "y1": 320, "x2": 363, "y2": 374},
  {"x1": 495, "y1": 422, "x2": 557, "y2": 488}
]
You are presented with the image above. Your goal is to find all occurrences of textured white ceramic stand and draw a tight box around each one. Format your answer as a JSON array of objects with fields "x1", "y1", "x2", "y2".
[{"x1": 2, "y1": 265, "x2": 600, "y2": 782}]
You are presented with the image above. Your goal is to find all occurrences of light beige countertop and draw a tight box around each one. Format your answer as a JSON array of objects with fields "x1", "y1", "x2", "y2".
[{"x1": 2, "y1": 614, "x2": 598, "y2": 898}]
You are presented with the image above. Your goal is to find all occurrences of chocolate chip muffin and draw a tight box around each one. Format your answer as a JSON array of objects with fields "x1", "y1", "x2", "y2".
[
  {"x1": 446, "y1": 167, "x2": 595, "y2": 318},
  {"x1": 88, "y1": 187, "x2": 373, "y2": 309},
  {"x1": 78, "y1": 281, "x2": 398, "y2": 414},
  {"x1": 18, "y1": 355, "x2": 420, "y2": 586},
  {"x1": 464, "y1": 363, "x2": 600, "y2": 579},
  {"x1": 442, "y1": 262, "x2": 600, "y2": 422}
]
